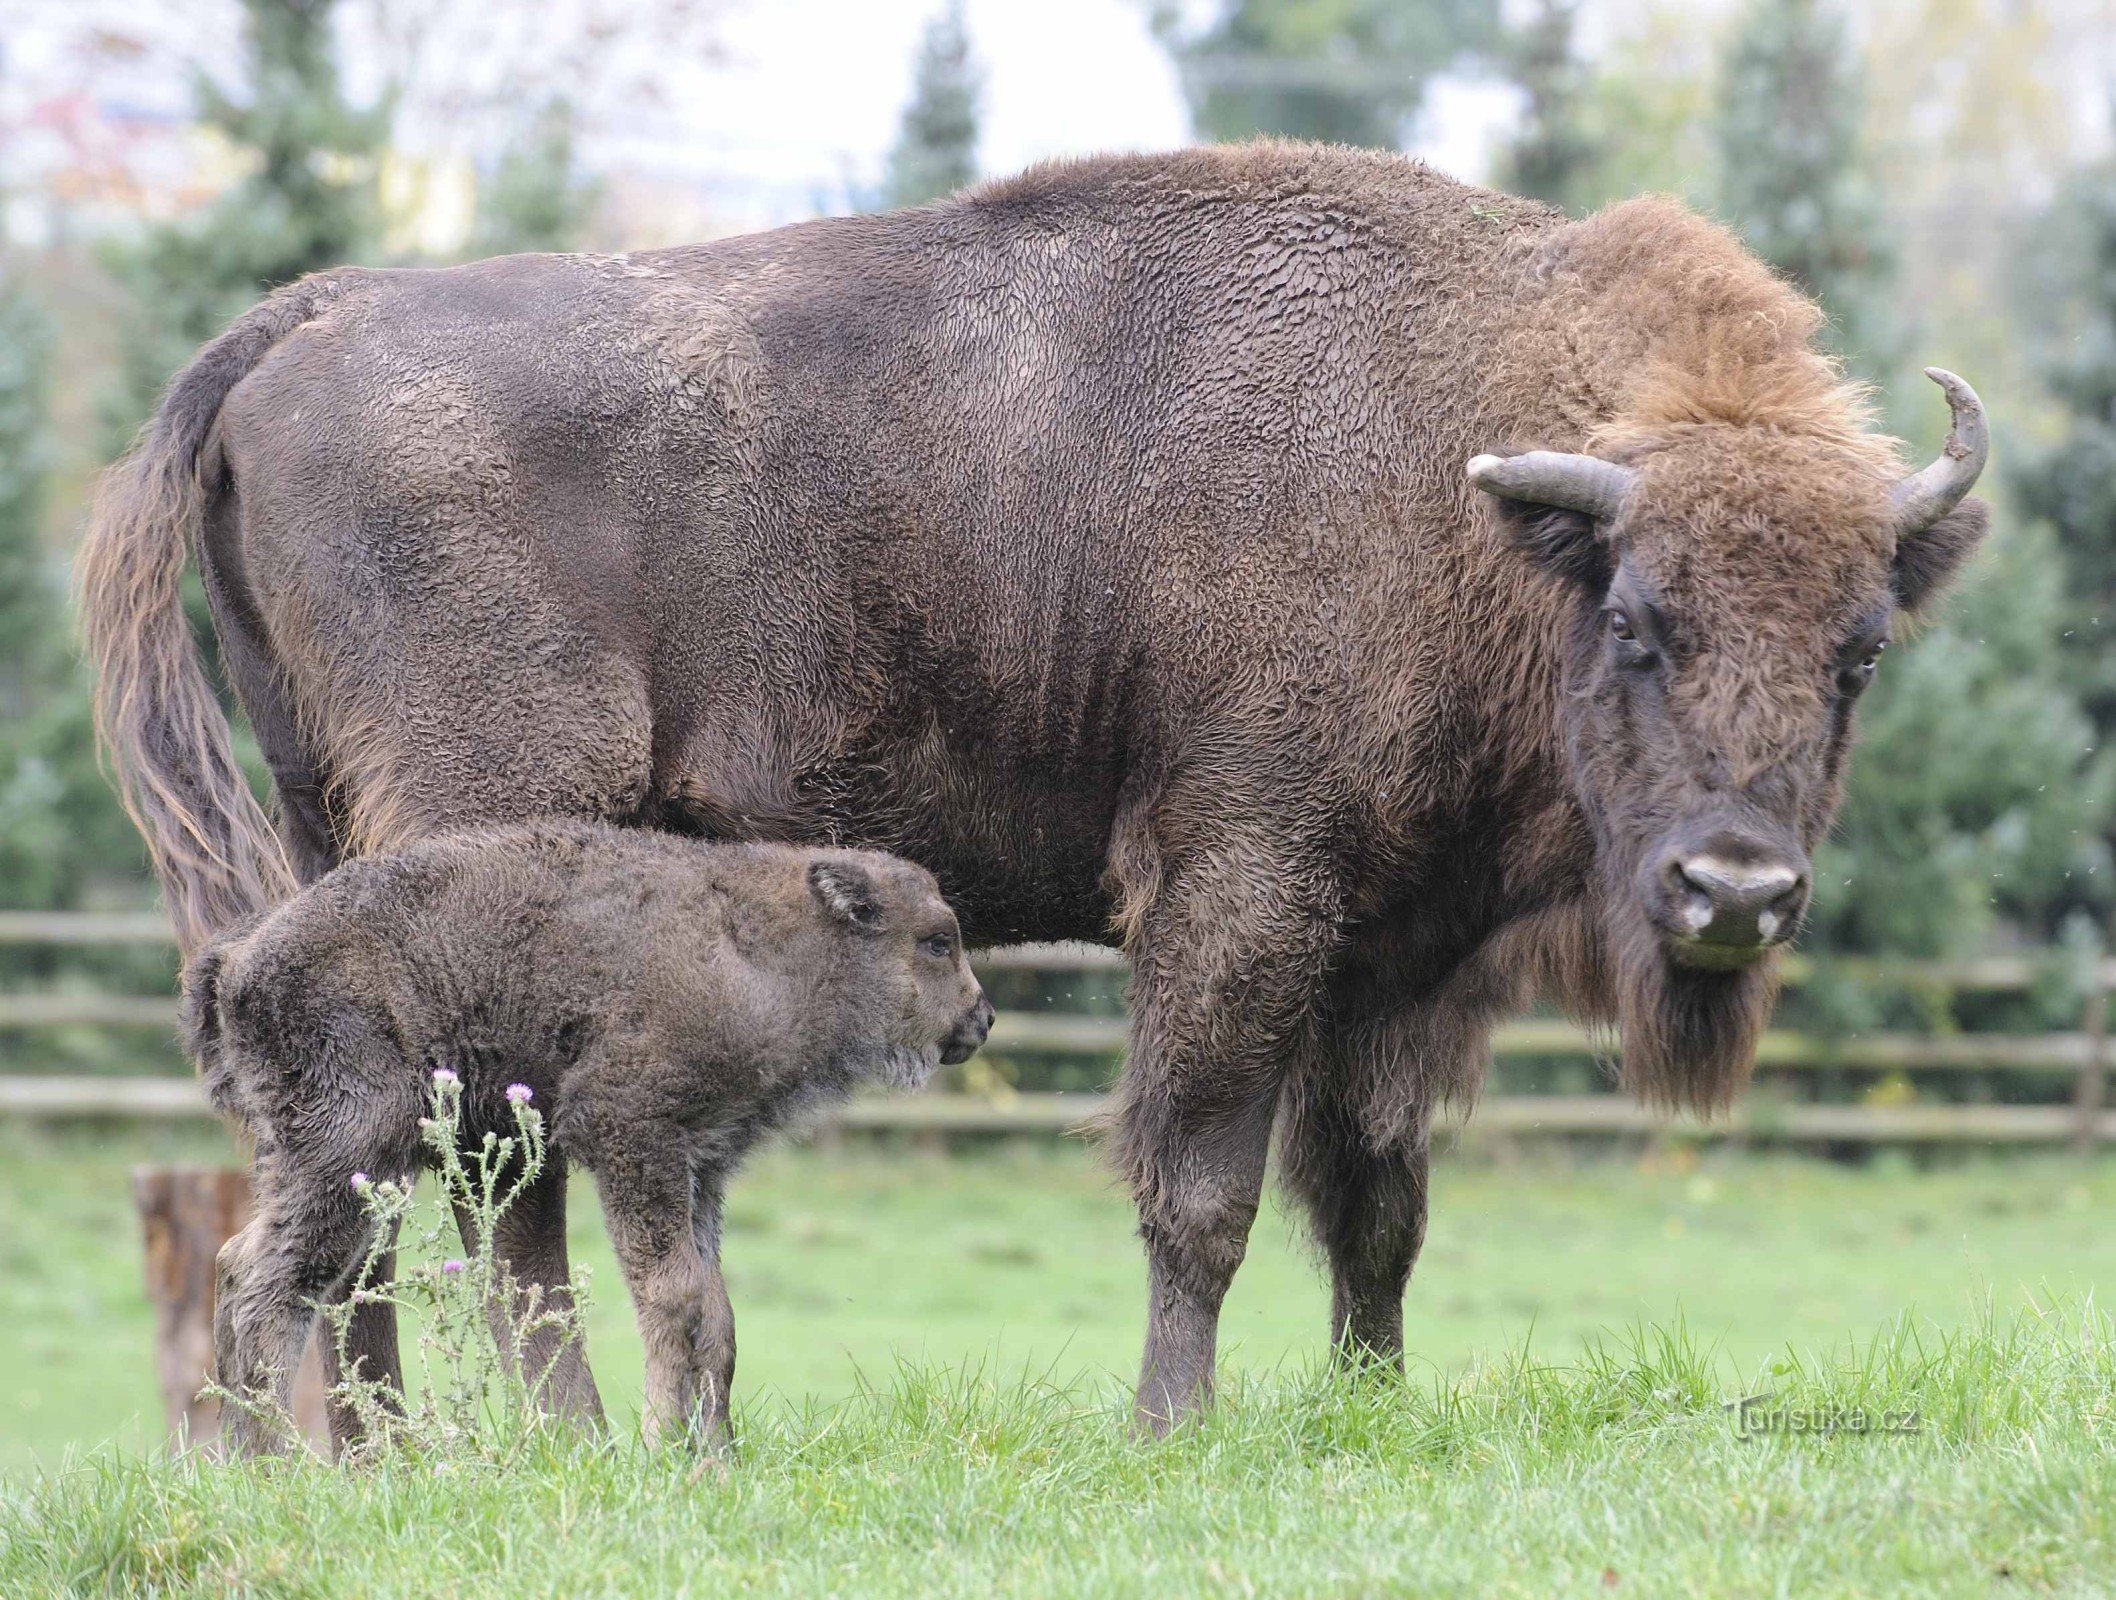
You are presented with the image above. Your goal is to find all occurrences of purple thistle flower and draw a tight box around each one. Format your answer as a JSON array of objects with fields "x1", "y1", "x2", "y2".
[
  {"x1": 350, "y1": 1171, "x2": 370, "y2": 1191},
  {"x1": 441, "y1": 1259, "x2": 465, "y2": 1275},
  {"x1": 431, "y1": 1067, "x2": 460, "y2": 1089},
  {"x1": 505, "y1": 1083, "x2": 534, "y2": 1106}
]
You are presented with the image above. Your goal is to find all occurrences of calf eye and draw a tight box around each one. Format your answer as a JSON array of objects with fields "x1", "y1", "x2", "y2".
[
  {"x1": 1608, "y1": 610, "x2": 1636, "y2": 643},
  {"x1": 920, "y1": 933, "x2": 955, "y2": 959}
]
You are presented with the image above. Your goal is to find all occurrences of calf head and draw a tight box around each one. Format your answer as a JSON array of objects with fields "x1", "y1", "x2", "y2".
[
  {"x1": 807, "y1": 852, "x2": 993, "y2": 1081},
  {"x1": 1472, "y1": 368, "x2": 1989, "y2": 1106}
]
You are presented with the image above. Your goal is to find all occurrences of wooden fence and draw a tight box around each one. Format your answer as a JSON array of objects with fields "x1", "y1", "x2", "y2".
[{"x1": 3, "y1": 913, "x2": 2114, "y2": 1147}]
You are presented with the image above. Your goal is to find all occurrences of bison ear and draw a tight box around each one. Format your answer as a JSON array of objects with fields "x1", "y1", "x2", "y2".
[
  {"x1": 1892, "y1": 497, "x2": 1989, "y2": 615},
  {"x1": 1494, "y1": 500, "x2": 1613, "y2": 594},
  {"x1": 809, "y1": 860, "x2": 883, "y2": 931}
]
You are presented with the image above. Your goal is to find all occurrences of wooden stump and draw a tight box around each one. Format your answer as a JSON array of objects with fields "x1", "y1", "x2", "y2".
[{"x1": 133, "y1": 1166, "x2": 331, "y2": 1454}]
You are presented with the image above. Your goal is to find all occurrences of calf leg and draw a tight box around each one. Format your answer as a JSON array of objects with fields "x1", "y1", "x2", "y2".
[
  {"x1": 214, "y1": 1175, "x2": 371, "y2": 1457},
  {"x1": 1108, "y1": 826, "x2": 1341, "y2": 1435},
  {"x1": 688, "y1": 1171, "x2": 737, "y2": 1450},
  {"x1": 451, "y1": 1162, "x2": 604, "y2": 1427},
  {"x1": 589, "y1": 1139, "x2": 731, "y2": 1448},
  {"x1": 317, "y1": 1240, "x2": 405, "y2": 1455}
]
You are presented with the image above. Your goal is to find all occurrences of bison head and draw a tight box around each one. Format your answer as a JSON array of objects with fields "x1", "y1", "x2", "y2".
[{"x1": 1469, "y1": 368, "x2": 1988, "y2": 1104}]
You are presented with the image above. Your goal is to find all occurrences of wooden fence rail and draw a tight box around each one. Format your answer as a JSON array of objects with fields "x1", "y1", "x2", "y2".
[{"x1": 4, "y1": 923, "x2": 2113, "y2": 1147}]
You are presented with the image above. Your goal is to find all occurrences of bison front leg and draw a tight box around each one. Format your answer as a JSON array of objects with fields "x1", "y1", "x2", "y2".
[
  {"x1": 1279, "y1": 1071, "x2": 1430, "y2": 1367},
  {"x1": 1109, "y1": 830, "x2": 1341, "y2": 1436},
  {"x1": 589, "y1": 1139, "x2": 732, "y2": 1449},
  {"x1": 687, "y1": 1169, "x2": 737, "y2": 1451}
]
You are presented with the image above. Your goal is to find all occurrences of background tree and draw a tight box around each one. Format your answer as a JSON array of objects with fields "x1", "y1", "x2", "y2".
[
  {"x1": 1495, "y1": 0, "x2": 1600, "y2": 211},
  {"x1": 0, "y1": 269, "x2": 52, "y2": 727},
  {"x1": 472, "y1": 99, "x2": 602, "y2": 255},
  {"x1": 1710, "y1": 0, "x2": 1894, "y2": 373},
  {"x1": 0, "y1": 259, "x2": 169, "y2": 1031},
  {"x1": 1997, "y1": 142, "x2": 2116, "y2": 978},
  {"x1": 1152, "y1": 0, "x2": 1495, "y2": 147},
  {"x1": 881, "y1": 0, "x2": 982, "y2": 209},
  {"x1": 1802, "y1": 516, "x2": 2110, "y2": 979},
  {"x1": 101, "y1": 0, "x2": 386, "y2": 451},
  {"x1": 2015, "y1": 151, "x2": 2116, "y2": 765}
]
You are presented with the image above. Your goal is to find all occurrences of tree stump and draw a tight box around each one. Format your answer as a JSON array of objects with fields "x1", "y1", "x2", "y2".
[{"x1": 133, "y1": 1166, "x2": 330, "y2": 1453}]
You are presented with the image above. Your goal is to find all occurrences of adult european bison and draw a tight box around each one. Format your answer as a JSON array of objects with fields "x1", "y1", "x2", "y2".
[{"x1": 82, "y1": 141, "x2": 1988, "y2": 1435}]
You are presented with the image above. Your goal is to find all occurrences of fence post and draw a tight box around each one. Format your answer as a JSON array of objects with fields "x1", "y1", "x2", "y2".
[
  {"x1": 2073, "y1": 958, "x2": 2110, "y2": 1152},
  {"x1": 133, "y1": 1166, "x2": 330, "y2": 1453}
]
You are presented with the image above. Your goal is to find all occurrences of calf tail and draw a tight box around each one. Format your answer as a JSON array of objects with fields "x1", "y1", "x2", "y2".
[{"x1": 180, "y1": 943, "x2": 247, "y2": 1125}]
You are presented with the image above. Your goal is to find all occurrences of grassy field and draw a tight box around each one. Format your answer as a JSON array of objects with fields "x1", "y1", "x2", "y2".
[{"x1": 2, "y1": 1124, "x2": 2114, "y2": 1594}]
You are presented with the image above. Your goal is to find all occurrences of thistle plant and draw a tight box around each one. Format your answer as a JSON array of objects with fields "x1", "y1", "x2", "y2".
[{"x1": 214, "y1": 1069, "x2": 592, "y2": 1467}]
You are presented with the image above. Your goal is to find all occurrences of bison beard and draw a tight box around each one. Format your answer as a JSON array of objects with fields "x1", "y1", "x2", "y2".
[{"x1": 1605, "y1": 892, "x2": 1778, "y2": 1115}]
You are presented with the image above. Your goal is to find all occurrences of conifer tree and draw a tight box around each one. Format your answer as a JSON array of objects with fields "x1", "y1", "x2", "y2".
[{"x1": 882, "y1": 1, "x2": 982, "y2": 209}]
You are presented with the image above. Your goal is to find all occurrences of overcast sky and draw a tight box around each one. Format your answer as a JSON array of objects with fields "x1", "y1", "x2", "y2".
[
  {"x1": 2, "y1": 0, "x2": 1522, "y2": 233},
  {"x1": 644, "y1": 0, "x2": 1513, "y2": 217},
  {"x1": 12, "y1": 0, "x2": 2112, "y2": 238}
]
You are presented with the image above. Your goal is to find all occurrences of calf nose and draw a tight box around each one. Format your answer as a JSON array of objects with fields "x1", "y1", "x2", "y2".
[
  {"x1": 1669, "y1": 850, "x2": 1808, "y2": 948},
  {"x1": 941, "y1": 994, "x2": 995, "y2": 1065}
]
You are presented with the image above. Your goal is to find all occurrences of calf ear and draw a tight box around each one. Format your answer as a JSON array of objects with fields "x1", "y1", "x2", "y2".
[
  {"x1": 1892, "y1": 498, "x2": 1989, "y2": 615},
  {"x1": 1495, "y1": 501, "x2": 1613, "y2": 594},
  {"x1": 809, "y1": 860, "x2": 883, "y2": 931}
]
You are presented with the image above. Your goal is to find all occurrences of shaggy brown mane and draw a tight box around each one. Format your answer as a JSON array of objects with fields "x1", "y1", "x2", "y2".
[{"x1": 1525, "y1": 196, "x2": 1902, "y2": 476}]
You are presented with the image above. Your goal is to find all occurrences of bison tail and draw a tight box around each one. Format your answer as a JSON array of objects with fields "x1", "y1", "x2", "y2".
[{"x1": 76, "y1": 279, "x2": 342, "y2": 954}]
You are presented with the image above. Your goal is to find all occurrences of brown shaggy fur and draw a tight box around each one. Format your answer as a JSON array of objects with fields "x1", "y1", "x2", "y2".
[
  {"x1": 190, "y1": 822, "x2": 990, "y2": 1455},
  {"x1": 81, "y1": 141, "x2": 1988, "y2": 1432}
]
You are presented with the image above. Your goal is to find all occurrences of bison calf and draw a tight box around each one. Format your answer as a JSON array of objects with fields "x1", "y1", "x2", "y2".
[{"x1": 186, "y1": 821, "x2": 992, "y2": 1454}]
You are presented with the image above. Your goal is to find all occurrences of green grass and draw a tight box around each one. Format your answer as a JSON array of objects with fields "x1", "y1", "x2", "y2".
[
  {"x1": 3, "y1": 1308, "x2": 2112, "y2": 1596},
  {"x1": 3, "y1": 1126, "x2": 2115, "y2": 1594}
]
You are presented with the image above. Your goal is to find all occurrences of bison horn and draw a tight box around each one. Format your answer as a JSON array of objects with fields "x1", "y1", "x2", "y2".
[
  {"x1": 1466, "y1": 451, "x2": 1637, "y2": 522},
  {"x1": 1889, "y1": 367, "x2": 1987, "y2": 537}
]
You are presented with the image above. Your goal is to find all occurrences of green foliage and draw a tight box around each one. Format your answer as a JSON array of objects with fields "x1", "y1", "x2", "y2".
[
  {"x1": 0, "y1": 265, "x2": 152, "y2": 926},
  {"x1": 99, "y1": 0, "x2": 386, "y2": 452},
  {"x1": 1540, "y1": 3, "x2": 1717, "y2": 211},
  {"x1": 45, "y1": 0, "x2": 378, "y2": 922},
  {"x1": 1710, "y1": 0, "x2": 1895, "y2": 371},
  {"x1": 1806, "y1": 516, "x2": 2113, "y2": 963},
  {"x1": 2015, "y1": 149, "x2": 2116, "y2": 763},
  {"x1": 882, "y1": 1, "x2": 983, "y2": 209},
  {"x1": 0, "y1": 265, "x2": 52, "y2": 706},
  {"x1": 472, "y1": 101, "x2": 601, "y2": 256},
  {"x1": 1700, "y1": 0, "x2": 2106, "y2": 969},
  {"x1": 1154, "y1": 0, "x2": 1497, "y2": 148},
  {"x1": 1494, "y1": 0, "x2": 1601, "y2": 211}
]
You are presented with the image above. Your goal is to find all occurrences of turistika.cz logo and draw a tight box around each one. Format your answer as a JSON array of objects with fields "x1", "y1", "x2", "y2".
[{"x1": 1723, "y1": 1393, "x2": 1922, "y2": 1440}]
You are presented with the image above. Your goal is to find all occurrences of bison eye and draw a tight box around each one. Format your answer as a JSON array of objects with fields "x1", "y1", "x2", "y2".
[
  {"x1": 1608, "y1": 610, "x2": 1636, "y2": 643},
  {"x1": 920, "y1": 933, "x2": 955, "y2": 960},
  {"x1": 1843, "y1": 640, "x2": 1887, "y2": 692}
]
